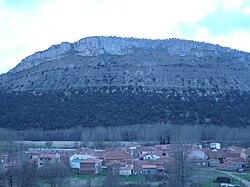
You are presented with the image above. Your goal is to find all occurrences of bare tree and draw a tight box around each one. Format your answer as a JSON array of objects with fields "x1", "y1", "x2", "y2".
[
  {"x1": 38, "y1": 163, "x2": 70, "y2": 187},
  {"x1": 11, "y1": 160, "x2": 37, "y2": 187},
  {"x1": 168, "y1": 144, "x2": 189, "y2": 187}
]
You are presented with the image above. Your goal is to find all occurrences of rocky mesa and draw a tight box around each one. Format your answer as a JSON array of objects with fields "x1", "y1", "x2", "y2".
[{"x1": 0, "y1": 36, "x2": 250, "y2": 130}]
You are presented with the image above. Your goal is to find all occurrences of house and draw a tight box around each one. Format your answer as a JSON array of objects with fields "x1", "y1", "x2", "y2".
[
  {"x1": 133, "y1": 147, "x2": 154, "y2": 157},
  {"x1": 154, "y1": 144, "x2": 174, "y2": 156},
  {"x1": 133, "y1": 160, "x2": 165, "y2": 175},
  {"x1": 141, "y1": 164, "x2": 158, "y2": 174},
  {"x1": 106, "y1": 160, "x2": 133, "y2": 176},
  {"x1": 188, "y1": 149, "x2": 207, "y2": 160},
  {"x1": 103, "y1": 150, "x2": 133, "y2": 165},
  {"x1": 126, "y1": 144, "x2": 141, "y2": 156},
  {"x1": 224, "y1": 146, "x2": 243, "y2": 158},
  {"x1": 206, "y1": 149, "x2": 227, "y2": 163},
  {"x1": 106, "y1": 160, "x2": 125, "y2": 174},
  {"x1": 188, "y1": 158, "x2": 208, "y2": 168},
  {"x1": 219, "y1": 160, "x2": 244, "y2": 171},
  {"x1": 119, "y1": 166, "x2": 132, "y2": 176},
  {"x1": 154, "y1": 144, "x2": 173, "y2": 151},
  {"x1": 25, "y1": 150, "x2": 41, "y2": 159},
  {"x1": 241, "y1": 147, "x2": 250, "y2": 166},
  {"x1": 208, "y1": 158, "x2": 221, "y2": 167},
  {"x1": 70, "y1": 148, "x2": 105, "y2": 169},
  {"x1": 80, "y1": 158, "x2": 102, "y2": 174},
  {"x1": 38, "y1": 153, "x2": 60, "y2": 167},
  {"x1": 210, "y1": 143, "x2": 221, "y2": 150},
  {"x1": 70, "y1": 153, "x2": 96, "y2": 169},
  {"x1": 139, "y1": 153, "x2": 161, "y2": 160}
]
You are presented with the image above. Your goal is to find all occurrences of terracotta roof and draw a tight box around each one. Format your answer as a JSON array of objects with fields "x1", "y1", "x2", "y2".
[
  {"x1": 106, "y1": 160, "x2": 125, "y2": 167},
  {"x1": 80, "y1": 158, "x2": 102, "y2": 163},
  {"x1": 142, "y1": 164, "x2": 157, "y2": 169},
  {"x1": 137, "y1": 147, "x2": 154, "y2": 152},
  {"x1": 105, "y1": 147, "x2": 127, "y2": 152},
  {"x1": 206, "y1": 149, "x2": 227, "y2": 159},
  {"x1": 154, "y1": 144, "x2": 173, "y2": 150},
  {"x1": 39, "y1": 153, "x2": 59, "y2": 158},
  {"x1": 243, "y1": 147, "x2": 250, "y2": 156},
  {"x1": 104, "y1": 151, "x2": 133, "y2": 160},
  {"x1": 219, "y1": 160, "x2": 244, "y2": 169},
  {"x1": 225, "y1": 157, "x2": 245, "y2": 162},
  {"x1": 226, "y1": 146, "x2": 244, "y2": 153}
]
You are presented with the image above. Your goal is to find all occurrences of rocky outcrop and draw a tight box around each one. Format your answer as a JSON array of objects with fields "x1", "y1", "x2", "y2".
[
  {"x1": 11, "y1": 36, "x2": 250, "y2": 73},
  {"x1": 1, "y1": 36, "x2": 250, "y2": 92}
]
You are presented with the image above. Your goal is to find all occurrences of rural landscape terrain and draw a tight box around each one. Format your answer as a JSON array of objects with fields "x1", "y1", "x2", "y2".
[{"x1": 0, "y1": 36, "x2": 250, "y2": 186}]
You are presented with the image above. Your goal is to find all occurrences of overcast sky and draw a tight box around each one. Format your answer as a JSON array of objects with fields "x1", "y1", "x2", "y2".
[{"x1": 0, "y1": 0, "x2": 250, "y2": 73}]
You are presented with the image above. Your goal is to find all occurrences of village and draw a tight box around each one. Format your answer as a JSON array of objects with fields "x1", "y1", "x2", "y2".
[{"x1": 1, "y1": 141, "x2": 250, "y2": 186}]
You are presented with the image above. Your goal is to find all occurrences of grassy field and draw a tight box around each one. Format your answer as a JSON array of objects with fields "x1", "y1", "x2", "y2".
[
  {"x1": 190, "y1": 168, "x2": 246, "y2": 187},
  {"x1": 234, "y1": 172, "x2": 250, "y2": 182}
]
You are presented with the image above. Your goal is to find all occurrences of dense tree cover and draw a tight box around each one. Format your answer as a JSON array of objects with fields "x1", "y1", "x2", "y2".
[{"x1": 0, "y1": 87, "x2": 249, "y2": 130}]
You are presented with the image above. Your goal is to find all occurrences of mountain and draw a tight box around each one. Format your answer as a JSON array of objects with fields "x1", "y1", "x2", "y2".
[{"x1": 0, "y1": 36, "x2": 250, "y2": 130}]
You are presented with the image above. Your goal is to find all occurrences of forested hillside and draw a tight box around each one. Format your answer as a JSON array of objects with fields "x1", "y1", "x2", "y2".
[{"x1": 0, "y1": 87, "x2": 249, "y2": 130}]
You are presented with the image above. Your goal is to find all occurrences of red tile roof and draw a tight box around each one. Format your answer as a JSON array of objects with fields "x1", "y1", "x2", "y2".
[
  {"x1": 243, "y1": 147, "x2": 250, "y2": 156},
  {"x1": 106, "y1": 160, "x2": 125, "y2": 167},
  {"x1": 103, "y1": 151, "x2": 133, "y2": 160},
  {"x1": 225, "y1": 157, "x2": 245, "y2": 162},
  {"x1": 39, "y1": 153, "x2": 59, "y2": 158},
  {"x1": 142, "y1": 165, "x2": 157, "y2": 169},
  {"x1": 80, "y1": 158, "x2": 102, "y2": 164}
]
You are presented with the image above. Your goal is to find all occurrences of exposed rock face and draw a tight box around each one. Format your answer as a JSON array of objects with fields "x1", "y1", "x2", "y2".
[{"x1": 1, "y1": 36, "x2": 250, "y2": 92}]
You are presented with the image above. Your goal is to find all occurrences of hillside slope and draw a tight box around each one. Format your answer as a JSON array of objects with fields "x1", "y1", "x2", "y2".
[{"x1": 0, "y1": 36, "x2": 250, "y2": 129}]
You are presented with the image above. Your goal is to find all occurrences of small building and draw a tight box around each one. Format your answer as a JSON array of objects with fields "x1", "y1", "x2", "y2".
[
  {"x1": 219, "y1": 161, "x2": 244, "y2": 171},
  {"x1": 103, "y1": 151, "x2": 133, "y2": 165},
  {"x1": 133, "y1": 160, "x2": 165, "y2": 175},
  {"x1": 80, "y1": 158, "x2": 102, "y2": 174},
  {"x1": 106, "y1": 160, "x2": 125, "y2": 174},
  {"x1": 106, "y1": 160, "x2": 132, "y2": 176},
  {"x1": 133, "y1": 147, "x2": 154, "y2": 157},
  {"x1": 210, "y1": 143, "x2": 221, "y2": 150},
  {"x1": 38, "y1": 153, "x2": 60, "y2": 167},
  {"x1": 141, "y1": 164, "x2": 158, "y2": 174},
  {"x1": 70, "y1": 154, "x2": 96, "y2": 169},
  {"x1": 119, "y1": 166, "x2": 132, "y2": 176},
  {"x1": 208, "y1": 158, "x2": 221, "y2": 167},
  {"x1": 69, "y1": 148, "x2": 105, "y2": 169},
  {"x1": 241, "y1": 147, "x2": 250, "y2": 166},
  {"x1": 188, "y1": 158, "x2": 208, "y2": 168},
  {"x1": 139, "y1": 153, "x2": 161, "y2": 160},
  {"x1": 206, "y1": 149, "x2": 227, "y2": 163}
]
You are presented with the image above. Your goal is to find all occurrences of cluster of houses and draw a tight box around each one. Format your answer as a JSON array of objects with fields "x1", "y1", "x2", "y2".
[{"x1": 1, "y1": 143, "x2": 250, "y2": 176}]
